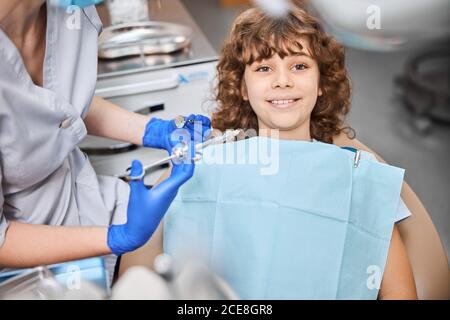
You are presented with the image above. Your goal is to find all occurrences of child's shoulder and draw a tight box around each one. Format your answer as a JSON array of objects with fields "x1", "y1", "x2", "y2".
[
  {"x1": 313, "y1": 137, "x2": 382, "y2": 162},
  {"x1": 332, "y1": 132, "x2": 385, "y2": 164}
]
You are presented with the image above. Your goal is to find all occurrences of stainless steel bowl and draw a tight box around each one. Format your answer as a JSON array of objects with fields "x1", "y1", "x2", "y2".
[{"x1": 98, "y1": 21, "x2": 192, "y2": 59}]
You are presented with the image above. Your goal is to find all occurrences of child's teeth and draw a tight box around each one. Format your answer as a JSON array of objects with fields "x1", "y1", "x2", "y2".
[{"x1": 271, "y1": 99, "x2": 294, "y2": 104}]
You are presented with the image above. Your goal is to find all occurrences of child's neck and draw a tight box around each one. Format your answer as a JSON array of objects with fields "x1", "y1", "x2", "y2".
[{"x1": 258, "y1": 121, "x2": 312, "y2": 142}]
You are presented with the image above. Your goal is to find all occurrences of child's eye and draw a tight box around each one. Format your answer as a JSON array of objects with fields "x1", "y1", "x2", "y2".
[
  {"x1": 292, "y1": 63, "x2": 308, "y2": 71},
  {"x1": 256, "y1": 66, "x2": 271, "y2": 72}
]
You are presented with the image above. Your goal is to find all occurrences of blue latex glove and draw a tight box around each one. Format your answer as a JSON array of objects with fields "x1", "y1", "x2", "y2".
[
  {"x1": 107, "y1": 148, "x2": 195, "y2": 256},
  {"x1": 142, "y1": 114, "x2": 211, "y2": 153}
]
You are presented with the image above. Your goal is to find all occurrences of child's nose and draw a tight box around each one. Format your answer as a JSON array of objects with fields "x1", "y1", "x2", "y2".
[{"x1": 271, "y1": 70, "x2": 294, "y2": 89}]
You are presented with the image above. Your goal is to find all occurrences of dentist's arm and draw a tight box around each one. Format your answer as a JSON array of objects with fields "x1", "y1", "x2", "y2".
[
  {"x1": 84, "y1": 96, "x2": 149, "y2": 146},
  {"x1": 0, "y1": 163, "x2": 111, "y2": 268},
  {"x1": 84, "y1": 96, "x2": 211, "y2": 151},
  {"x1": 0, "y1": 222, "x2": 111, "y2": 268}
]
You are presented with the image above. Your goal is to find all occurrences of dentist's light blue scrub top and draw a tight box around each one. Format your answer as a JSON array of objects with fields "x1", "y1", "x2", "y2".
[{"x1": 0, "y1": 3, "x2": 129, "y2": 277}]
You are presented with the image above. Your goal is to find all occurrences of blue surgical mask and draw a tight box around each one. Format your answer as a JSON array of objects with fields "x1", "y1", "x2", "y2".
[{"x1": 50, "y1": 0, "x2": 103, "y2": 9}]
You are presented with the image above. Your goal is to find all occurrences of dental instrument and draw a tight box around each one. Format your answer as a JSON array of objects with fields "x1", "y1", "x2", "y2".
[{"x1": 117, "y1": 129, "x2": 241, "y2": 182}]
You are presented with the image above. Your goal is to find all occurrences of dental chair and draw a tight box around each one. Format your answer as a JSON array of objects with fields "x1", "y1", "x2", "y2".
[{"x1": 396, "y1": 189, "x2": 450, "y2": 299}]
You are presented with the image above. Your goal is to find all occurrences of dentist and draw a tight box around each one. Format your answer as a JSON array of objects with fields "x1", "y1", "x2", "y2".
[{"x1": 0, "y1": 0, "x2": 210, "y2": 277}]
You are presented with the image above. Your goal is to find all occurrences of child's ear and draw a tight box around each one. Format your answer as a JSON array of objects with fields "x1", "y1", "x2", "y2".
[
  {"x1": 318, "y1": 87, "x2": 323, "y2": 97},
  {"x1": 241, "y1": 80, "x2": 249, "y2": 101}
]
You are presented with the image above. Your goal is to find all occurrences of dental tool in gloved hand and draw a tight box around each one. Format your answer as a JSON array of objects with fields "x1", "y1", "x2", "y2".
[
  {"x1": 107, "y1": 144, "x2": 195, "y2": 256},
  {"x1": 117, "y1": 129, "x2": 241, "y2": 182},
  {"x1": 142, "y1": 114, "x2": 212, "y2": 154}
]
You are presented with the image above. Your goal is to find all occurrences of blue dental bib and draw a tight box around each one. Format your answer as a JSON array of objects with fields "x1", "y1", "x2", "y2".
[{"x1": 164, "y1": 137, "x2": 404, "y2": 299}]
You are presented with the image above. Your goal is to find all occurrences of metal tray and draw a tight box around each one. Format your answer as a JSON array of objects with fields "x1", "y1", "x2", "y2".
[
  {"x1": 98, "y1": 21, "x2": 192, "y2": 59},
  {"x1": 0, "y1": 267, "x2": 62, "y2": 299},
  {"x1": 0, "y1": 258, "x2": 110, "y2": 299}
]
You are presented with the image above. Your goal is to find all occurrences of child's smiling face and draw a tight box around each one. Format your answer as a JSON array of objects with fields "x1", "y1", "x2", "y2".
[{"x1": 242, "y1": 39, "x2": 322, "y2": 140}]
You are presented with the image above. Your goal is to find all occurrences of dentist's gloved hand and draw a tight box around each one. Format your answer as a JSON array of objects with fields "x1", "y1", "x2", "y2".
[
  {"x1": 107, "y1": 149, "x2": 195, "y2": 256},
  {"x1": 142, "y1": 114, "x2": 211, "y2": 153}
]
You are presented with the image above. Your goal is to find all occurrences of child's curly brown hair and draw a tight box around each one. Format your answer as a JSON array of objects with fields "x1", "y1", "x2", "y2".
[{"x1": 211, "y1": 5, "x2": 354, "y2": 143}]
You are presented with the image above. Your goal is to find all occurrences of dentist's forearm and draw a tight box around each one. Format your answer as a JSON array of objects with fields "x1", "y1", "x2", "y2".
[
  {"x1": 84, "y1": 96, "x2": 150, "y2": 146},
  {"x1": 0, "y1": 221, "x2": 111, "y2": 268}
]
